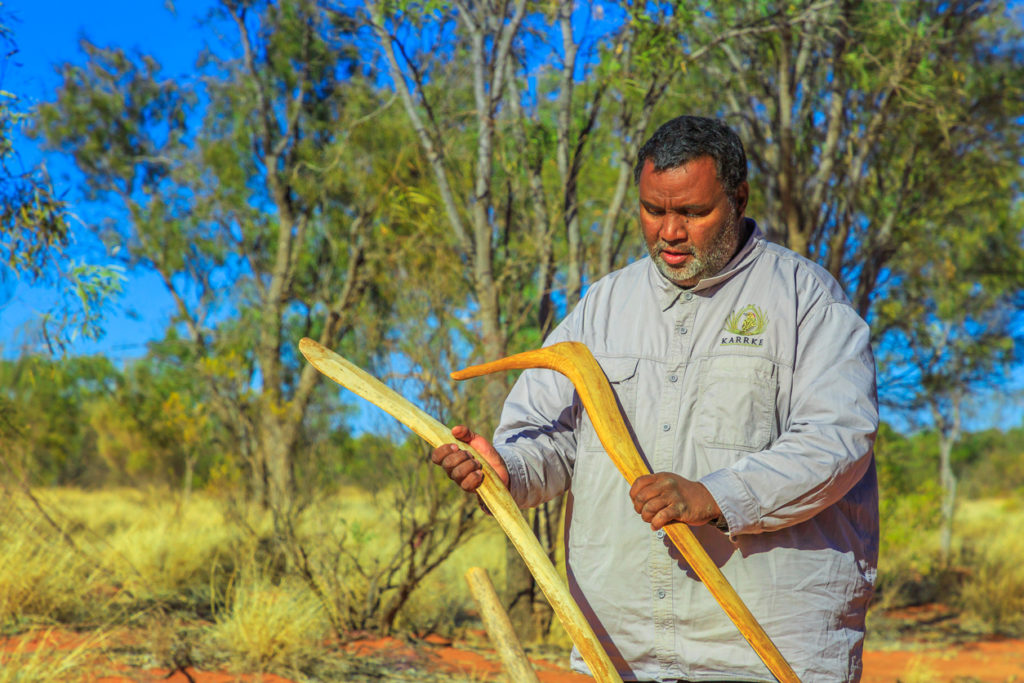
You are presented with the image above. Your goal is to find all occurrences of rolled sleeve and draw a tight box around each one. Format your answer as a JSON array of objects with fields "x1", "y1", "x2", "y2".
[{"x1": 493, "y1": 328, "x2": 582, "y2": 509}]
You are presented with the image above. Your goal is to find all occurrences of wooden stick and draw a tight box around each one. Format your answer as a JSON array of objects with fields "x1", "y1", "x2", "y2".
[
  {"x1": 297, "y1": 338, "x2": 622, "y2": 683},
  {"x1": 465, "y1": 566, "x2": 541, "y2": 683},
  {"x1": 452, "y1": 341, "x2": 801, "y2": 683}
]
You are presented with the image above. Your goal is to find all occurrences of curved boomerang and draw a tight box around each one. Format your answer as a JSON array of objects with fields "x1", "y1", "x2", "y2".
[
  {"x1": 297, "y1": 338, "x2": 622, "y2": 683},
  {"x1": 452, "y1": 341, "x2": 800, "y2": 683}
]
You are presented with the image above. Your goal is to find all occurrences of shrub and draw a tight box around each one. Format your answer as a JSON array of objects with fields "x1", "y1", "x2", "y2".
[
  {"x1": 874, "y1": 480, "x2": 944, "y2": 608},
  {"x1": 0, "y1": 501, "x2": 103, "y2": 626},
  {"x1": 955, "y1": 499, "x2": 1024, "y2": 635},
  {"x1": 209, "y1": 576, "x2": 329, "y2": 672}
]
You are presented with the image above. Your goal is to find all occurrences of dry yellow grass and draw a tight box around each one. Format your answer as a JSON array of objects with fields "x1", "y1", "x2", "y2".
[
  {"x1": 11, "y1": 485, "x2": 1020, "y2": 673},
  {"x1": 954, "y1": 497, "x2": 1024, "y2": 633},
  {"x1": 0, "y1": 629, "x2": 106, "y2": 682},
  {"x1": 209, "y1": 575, "x2": 329, "y2": 672},
  {"x1": 0, "y1": 497, "x2": 104, "y2": 625}
]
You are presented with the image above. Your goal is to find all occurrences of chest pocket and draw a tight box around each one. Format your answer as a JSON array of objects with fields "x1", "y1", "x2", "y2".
[
  {"x1": 697, "y1": 354, "x2": 778, "y2": 452},
  {"x1": 581, "y1": 356, "x2": 640, "y2": 453}
]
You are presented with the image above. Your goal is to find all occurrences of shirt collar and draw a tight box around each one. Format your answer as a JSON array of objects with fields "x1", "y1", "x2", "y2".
[{"x1": 649, "y1": 218, "x2": 765, "y2": 311}]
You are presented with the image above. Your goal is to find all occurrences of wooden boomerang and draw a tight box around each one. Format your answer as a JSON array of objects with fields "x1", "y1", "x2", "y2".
[
  {"x1": 297, "y1": 338, "x2": 622, "y2": 683},
  {"x1": 452, "y1": 341, "x2": 801, "y2": 683}
]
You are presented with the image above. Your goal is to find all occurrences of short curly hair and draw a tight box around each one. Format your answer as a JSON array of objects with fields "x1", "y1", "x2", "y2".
[{"x1": 633, "y1": 116, "x2": 748, "y2": 198}]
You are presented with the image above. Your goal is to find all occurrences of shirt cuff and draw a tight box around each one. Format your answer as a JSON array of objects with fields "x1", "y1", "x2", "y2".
[
  {"x1": 700, "y1": 467, "x2": 759, "y2": 537},
  {"x1": 495, "y1": 445, "x2": 530, "y2": 508}
]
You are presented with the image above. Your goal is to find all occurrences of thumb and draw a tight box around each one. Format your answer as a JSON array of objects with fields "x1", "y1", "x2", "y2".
[
  {"x1": 451, "y1": 424, "x2": 496, "y2": 457},
  {"x1": 450, "y1": 425, "x2": 508, "y2": 488}
]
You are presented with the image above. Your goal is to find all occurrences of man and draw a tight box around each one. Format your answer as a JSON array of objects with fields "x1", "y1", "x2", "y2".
[{"x1": 433, "y1": 115, "x2": 879, "y2": 682}]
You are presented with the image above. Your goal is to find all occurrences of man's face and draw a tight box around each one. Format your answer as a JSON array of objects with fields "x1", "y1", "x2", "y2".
[{"x1": 638, "y1": 156, "x2": 749, "y2": 288}]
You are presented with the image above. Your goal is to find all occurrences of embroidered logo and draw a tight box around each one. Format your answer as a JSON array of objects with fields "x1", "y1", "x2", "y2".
[{"x1": 721, "y1": 305, "x2": 768, "y2": 346}]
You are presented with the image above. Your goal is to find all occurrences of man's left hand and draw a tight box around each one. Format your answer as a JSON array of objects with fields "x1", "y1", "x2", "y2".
[{"x1": 630, "y1": 473, "x2": 722, "y2": 530}]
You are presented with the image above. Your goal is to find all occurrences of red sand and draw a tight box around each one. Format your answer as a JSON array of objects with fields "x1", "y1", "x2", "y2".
[{"x1": 4, "y1": 625, "x2": 1024, "y2": 681}]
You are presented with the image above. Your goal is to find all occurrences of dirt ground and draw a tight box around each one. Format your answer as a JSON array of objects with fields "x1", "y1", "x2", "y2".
[{"x1": 4, "y1": 606, "x2": 1024, "y2": 682}]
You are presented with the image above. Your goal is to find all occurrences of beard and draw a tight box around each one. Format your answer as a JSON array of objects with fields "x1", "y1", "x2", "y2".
[{"x1": 649, "y1": 211, "x2": 742, "y2": 287}]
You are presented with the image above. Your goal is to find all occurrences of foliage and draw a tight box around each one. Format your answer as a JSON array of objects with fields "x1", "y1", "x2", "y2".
[
  {"x1": 31, "y1": 0, "x2": 402, "y2": 508},
  {"x1": 0, "y1": 7, "x2": 124, "y2": 351},
  {"x1": 957, "y1": 426, "x2": 1024, "y2": 497},
  {"x1": 276, "y1": 438, "x2": 483, "y2": 635},
  {"x1": 0, "y1": 8, "x2": 68, "y2": 277},
  {"x1": 0, "y1": 354, "x2": 120, "y2": 486},
  {"x1": 874, "y1": 424, "x2": 1024, "y2": 617}
]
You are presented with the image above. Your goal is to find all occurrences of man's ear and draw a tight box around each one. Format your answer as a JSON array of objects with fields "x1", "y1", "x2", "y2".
[{"x1": 734, "y1": 181, "x2": 749, "y2": 218}]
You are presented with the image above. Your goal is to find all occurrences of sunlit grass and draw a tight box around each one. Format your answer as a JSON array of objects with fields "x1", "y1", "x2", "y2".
[
  {"x1": 0, "y1": 629, "x2": 106, "y2": 682},
  {"x1": 12, "y1": 484, "x2": 1023, "y2": 678},
  {"x1": 99, "y1": 496, "x2": 239, "y2": 600},
  {"x1": 898, "y1": 655, "x2": 941, "y2": 683},
  {"x1": 955, "y1": 497, "x2": 1024, "y2": 634},
  {"x1": 0, "y1": 498, "x2": 104, "y2": 626},
  {"x1": 209, "y1": 575, "x2": 329, "y2": 672}
]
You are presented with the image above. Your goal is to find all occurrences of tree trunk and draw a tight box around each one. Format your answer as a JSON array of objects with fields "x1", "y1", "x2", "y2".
[
  {"x1": 938, "y1": 432, "x2": 958, "y2": 562},
  {"x1": 934, "y1": 397, "x2": 962, "y2": 563}
]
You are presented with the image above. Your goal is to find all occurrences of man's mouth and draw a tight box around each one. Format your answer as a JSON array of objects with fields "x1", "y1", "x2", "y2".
[{"x1": 659, "y1": 246, "x2": 693, "y2": 267}]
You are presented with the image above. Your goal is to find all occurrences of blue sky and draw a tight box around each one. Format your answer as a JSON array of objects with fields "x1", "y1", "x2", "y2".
[
  {"x1": 1, "y1": 0, "x2": 211, "y2": 358},
  {"x1": 2, "y1": 0, "x2": 1022, "y2": 432}
]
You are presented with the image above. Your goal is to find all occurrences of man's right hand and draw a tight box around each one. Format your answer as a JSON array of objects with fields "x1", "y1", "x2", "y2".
[{"x1": 431, "y1": 425, "x2": 510, "y2": 492}]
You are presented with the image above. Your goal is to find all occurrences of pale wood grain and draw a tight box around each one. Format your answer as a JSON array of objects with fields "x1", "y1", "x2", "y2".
[
  {"x1": 298, "y1": 337, "x2": 622, "y2": 683},
  {"x1": 465, "y1": 566, "x2": 542, "y2": 683}
]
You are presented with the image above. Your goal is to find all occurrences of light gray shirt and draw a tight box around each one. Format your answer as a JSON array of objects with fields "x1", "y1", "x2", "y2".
[{"x1": 494, "y1": 222, "x2": 879, "y2": 682}]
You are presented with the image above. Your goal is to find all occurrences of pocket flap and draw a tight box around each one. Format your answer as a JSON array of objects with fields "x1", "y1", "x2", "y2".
[{"x1": 595, "y1": 355, "x2": 640, "y2": 384}]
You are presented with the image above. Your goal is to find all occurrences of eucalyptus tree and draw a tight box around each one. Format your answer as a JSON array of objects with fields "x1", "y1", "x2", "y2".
[
  {"x1": 1, "y1": 14, "x2": 66, "y2": 279},
  {"x1": 874, "y1": 197, "x2": 1023, "y2": 560},
  {"x1": 674, "y1": 0, "x2": 1023, "y2": 552},
  {"x1": 1, "y1": 12, "x2": 123, "y2": 351},
  {"x1": 356, "y1": 0, "x2": 832, "y2": 640},
  {"x1": 32, "y1": 1, "x2": 402, "y2": 509},
  {"x1": 676, "y1": 0, "x2": 1023, "y2": 318}
]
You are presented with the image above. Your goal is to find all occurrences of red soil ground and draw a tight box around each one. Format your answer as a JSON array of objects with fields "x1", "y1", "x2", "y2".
[{"x1": 4, "y1": 609, "x2": 1024, "y2": 682}]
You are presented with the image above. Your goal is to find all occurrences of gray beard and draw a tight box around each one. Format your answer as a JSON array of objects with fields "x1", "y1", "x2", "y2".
[{"x1": 650, "y1": 213, "x2": 741, "y2": 286}]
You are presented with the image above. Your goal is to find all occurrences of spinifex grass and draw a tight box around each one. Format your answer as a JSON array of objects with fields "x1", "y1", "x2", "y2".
[
  {"x1": 210, "y1": 575, "x2": 329, "y2": 672},
  {"x1": 954, "y1": 498, "x2": 1024, "y2": 635},
  {"x1": 0, "y1": 629, "x2": 107, "y2": 682},
  {"x1": 0, "y1": 497, "x2": 105, "y2": 626}
]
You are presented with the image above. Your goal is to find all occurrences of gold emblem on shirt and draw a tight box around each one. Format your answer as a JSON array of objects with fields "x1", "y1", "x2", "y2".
[{"x1": 722, "y1": 305, "x2": 768, "y2": 345}]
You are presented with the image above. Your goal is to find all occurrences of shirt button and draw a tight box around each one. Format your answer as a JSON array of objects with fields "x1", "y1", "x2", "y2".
[
  {"x1": 669, "y1": 374, "x2": 678, "y2": 383},
  {"x1": 657, "y1": 589, "x2": 667, "y2": 599},
  {"x1": 684, "y1": 292, "x2": 694, "y2": 301},
  {"x1": 662, "y1": 424, "x2": 670, "y2": 432},
  {"x1": 657, "y1": 529, "x2": 666, "y2": 539},
  {"x1": 679, "y1": 327, "x2": 688, "y2": 334}
]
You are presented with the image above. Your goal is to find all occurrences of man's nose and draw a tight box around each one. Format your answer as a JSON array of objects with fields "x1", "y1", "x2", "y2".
[{"x1": 660, "y1": 213, "x2": 688, "y2": 242}]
